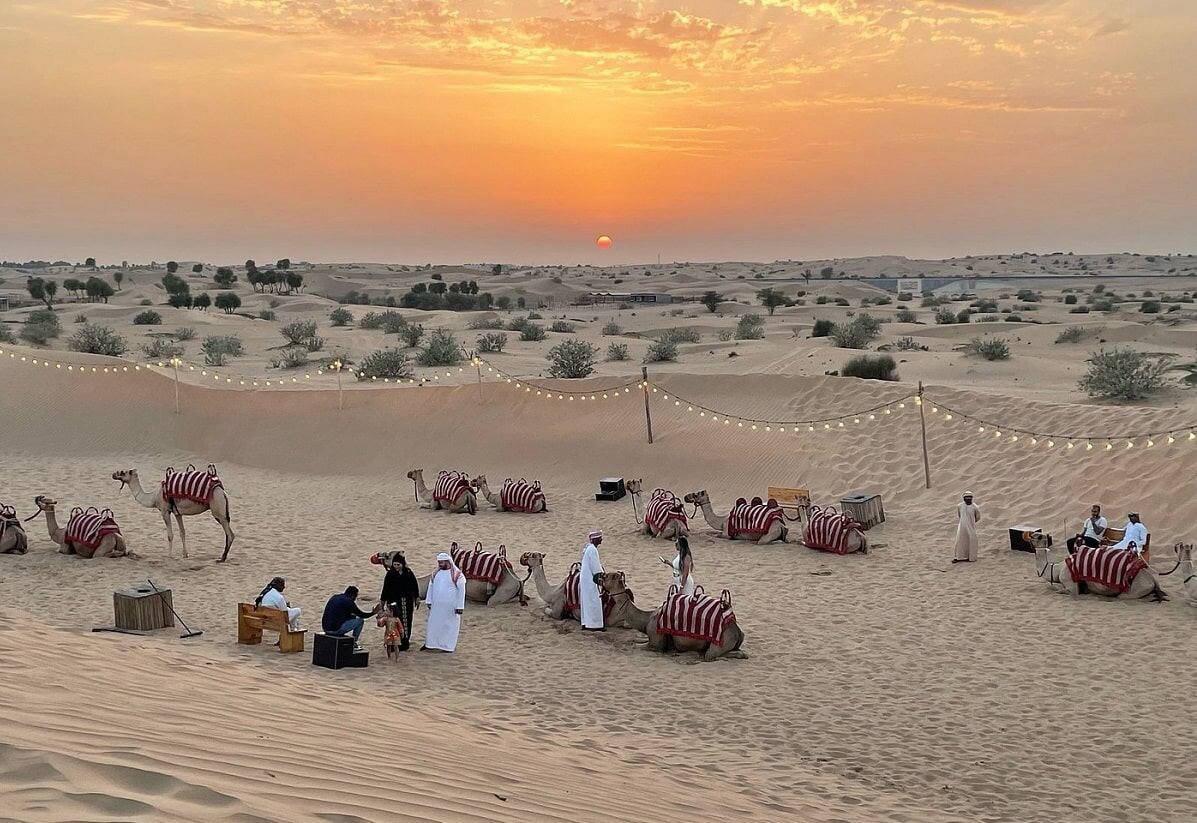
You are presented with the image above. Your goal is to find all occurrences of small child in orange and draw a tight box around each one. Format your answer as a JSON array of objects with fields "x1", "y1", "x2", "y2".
[{"x1": 376, "y1": 604, "x2": 405, "y2": 662}]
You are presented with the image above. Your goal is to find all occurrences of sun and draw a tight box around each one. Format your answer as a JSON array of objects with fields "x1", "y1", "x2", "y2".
[{"x1": 596, "y1": 234, "x2": 613, "y2": 249}]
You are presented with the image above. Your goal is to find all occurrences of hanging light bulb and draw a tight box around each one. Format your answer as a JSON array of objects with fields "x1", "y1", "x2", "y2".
[
  {"x1": 978, "y1": 426, "x2": 985, "y2": 433},
  {"x1": 1047, "y1": 440, "x2": 1054, "y2": 448},
  {"x1": 944, "y1": 413, "x2": 952, "y2": 421},
  {"x1": 1147, "y1": 439, "x2": 1154, "y2": 448},
  {"x1": 1168, "y1": 435, "x2": 1176, "y2": 444}
]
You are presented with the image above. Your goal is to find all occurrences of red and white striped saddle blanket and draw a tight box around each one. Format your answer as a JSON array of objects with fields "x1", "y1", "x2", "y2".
[
  {"x1": 655, "y1": 587, "x2": 736, "y2": 646},
  {"x1": 803, "y1": 506, "x2": 862, "y2": 554},
  {"x1": 1065, "y1": 546, "x2": 1148, "y2": 594},
  {"x1": 500, "y1": 478, "x2": 546, "y2": 513},
  {"x1": 727, "y1": 501, "x2": 783, "y2": 538},
  {"x1": 563, "y1": 563, "x2": 614, "y2": 618},
  {"x1": 163, "y1": 464, "x2": 223, "y2": 506},
  {"x1": 450, "y1": 543, "x2": 512, "y2": 586},
  {"x1": 64, "y1": 507, "x2": 122, "y2": 550},
  {"x1": 645, "y1": 489, "x2": 687, "y2": 533},
  {"x1": 433, "y1": 471, "x2": 472, "y2": 505}
]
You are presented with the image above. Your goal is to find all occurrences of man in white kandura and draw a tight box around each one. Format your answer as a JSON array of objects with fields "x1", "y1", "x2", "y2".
[
  {"x1": 255, "y1": 576, "x2": 301, "y2": 630},
  {"x1": 952, "y1": 491, "x2": 981, "y2": 564},
  {"x1": 1109, "y1": 512, "x2": 1149, "y2": 555},
  {"x1": 422, "y1": 552, "x2": 466, "y2": 652},
  {"x1": 579, "y1": 530, "x2": 606, "y2": 631}
]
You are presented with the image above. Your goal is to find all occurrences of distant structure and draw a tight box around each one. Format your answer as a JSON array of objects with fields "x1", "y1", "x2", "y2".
[
  {"x1": 895, "y1": 278, "x2": 924, "y2": 295},
  {"x1": 582, "y1": 292, "x2": 673, "y2": 305}
]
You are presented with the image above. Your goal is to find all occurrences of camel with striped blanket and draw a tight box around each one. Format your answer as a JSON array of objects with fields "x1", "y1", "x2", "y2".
[
  {"x1": 682, "y1": 490, "x2": 787, "y2": 544},
  {"x1": 407, "y1": 468, "x2": 477, "y2": 515},
  {"x1": 626, "y1": 480, "x2": 689, "y2": 539},
  {"x1": 474, "y1": 475, "x2": 547, "y2": 513},
  {"x1": 112, "y1": 468, "x2": 235, "y2": 561},
  {"x1": 372, "y1": 549, "x2": 525, "y2": 606},
  {"x1": 519, "y1": 551, "x2": 621, "y2": 626},
  {"x1": 0, "y1": 504, "x2": 28, "y2": 554},
  {"x1": 33, "y1": 496, "x2": 128, "y2": 558},
  {"x1": 598, "y1": 572, "x2": 745, "y2": 661},
  {"x1": 1034, "y1": 539, "x2": 1166, "y2": 601}
]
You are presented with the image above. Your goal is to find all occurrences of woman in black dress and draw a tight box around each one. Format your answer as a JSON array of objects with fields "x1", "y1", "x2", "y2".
[{"x1": 380, "y1": 552, "x2": 420, "y2": 651}]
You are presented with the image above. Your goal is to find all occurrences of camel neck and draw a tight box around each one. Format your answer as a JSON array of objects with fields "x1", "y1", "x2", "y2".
[{"x1": 128, "y1": 477, "x2": 158, "y2": 508}]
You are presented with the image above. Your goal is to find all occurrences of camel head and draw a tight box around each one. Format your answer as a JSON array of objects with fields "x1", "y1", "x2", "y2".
[
  {"x1": 597, "y1": 571, "x2": 635, "y2": 602},
  {"x1": 406, "y1": 469, "x2": 422, "y2": 481},
  {"x1": 33, "y1": 495, "x2": 57, "y2": 512},
  {"x1": 1025, "y1": 531, "x2": 1052, "y2": 550},
  {"x1": 1175, "y1": 542, "x2": 1192, "y2": 563},
  {"x1": 111, "y1": 469, "x2": 138, "y2": 489},
  {"x1": 473, "y1": 474, "x2": 487, "y2": 489},
  {"x1": 683, "y1": 490, "x2": 710, "y2": 506},
  {"x1": 626, "y1": 479, "x2": 643, "y2": 495},
  {"x1": 519, "y1": 551, "x2": 545, "y2": 569}
]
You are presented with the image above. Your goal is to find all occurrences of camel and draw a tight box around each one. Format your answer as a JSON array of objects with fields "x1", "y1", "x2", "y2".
[
  {"x1": 803, "y1": 506, "x2": 870, "y2": 555},
  {"x1": 33, "y1": 496, "x2": 128, "y2": 558},
  {"x1": 372, "y1": 549, "x2": 526, "y2": 606},
  {"x1": 520, "y1": 551, "x2": 620, "y2": 626},
  {"x1": 1163, "y1": 543, "x2": 1196, "y2": 604},
  {"x1": 407, "y1": 469, "x2": 477, "y2": 515},
  {"x1": 112, "y1": 468, "x2": 235, "y2": 561},
  {"x1": 1034, "y1": 538, "x2": 1167, "y2": 601},
  {"x1": 683, "y1": 490, "x2": 787, "y2": 545},
  {"x1": 474, "y1": 475, "x2": 547, "y2": 513},
  {"x1": 598, "y1": 571, "x2": 745, "y2": 661},
  {"x1": 626, "y1": 480, "x2": 689, "y2": 540},
  {"x1": 0, "y1": 503, "x2": 28, "y2": 554}
]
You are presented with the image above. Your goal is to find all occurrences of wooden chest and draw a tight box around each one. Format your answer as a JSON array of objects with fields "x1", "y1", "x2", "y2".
[
  {"x1": 840, "y1": 492, "x2": 885, "y2": 530},
  {"x1": 113, "y1": 585, "x2": 175, "y2": 631}
]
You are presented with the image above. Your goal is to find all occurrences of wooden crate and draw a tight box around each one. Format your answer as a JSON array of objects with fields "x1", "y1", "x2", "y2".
[
  {"x1": 114, "y1": 585, "x2": 175, "y2": 631},
  {"x1": 840, "y1": 492, "x2": 885, "y2": 529}
]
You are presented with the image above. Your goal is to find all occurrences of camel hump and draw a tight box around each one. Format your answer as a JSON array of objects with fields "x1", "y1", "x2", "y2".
[
  {"x1": 100, "y1": 508, "x2": 114, "y2": 519},
  {"x1": 70, "y1": 506, "x2": 84, "y2": 518},
  {"x1": 165, "y1": 466, "x2": 176, "y2": 477},
  {"x1": 185, "y1": 463, "x2": 197, "y2": 472},
  {"x1": 474, "y1": 541, "x2": 483, "y2": 553}
]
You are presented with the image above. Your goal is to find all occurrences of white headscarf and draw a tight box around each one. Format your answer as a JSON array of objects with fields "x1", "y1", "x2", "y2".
[{"x1": 436, "y1": 551, "x2": 463, "y2": 585}]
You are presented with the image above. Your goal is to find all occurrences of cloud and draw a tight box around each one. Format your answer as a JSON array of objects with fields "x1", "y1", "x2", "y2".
[{"x1": 1091, "y1": 18, "x2": 1130, "y2": 39}]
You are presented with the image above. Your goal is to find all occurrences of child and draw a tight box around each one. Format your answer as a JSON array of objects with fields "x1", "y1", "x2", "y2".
[{"x1": 376, "y1": 603, "x2": 405, "y2": 662}]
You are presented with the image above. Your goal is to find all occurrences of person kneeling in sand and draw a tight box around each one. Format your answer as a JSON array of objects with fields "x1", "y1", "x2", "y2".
[
  {"x1": 322, "y1": 586, "x2": 379, "y2": 650},
  {"x1": 255, "y1": 577, "x2": 301, "y2": 630}
]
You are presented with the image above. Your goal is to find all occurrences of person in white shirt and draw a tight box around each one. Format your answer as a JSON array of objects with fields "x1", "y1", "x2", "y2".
[
  {"x1": 1067, "y1": 504, "x2": 1107, "y2": 554},
  {"x1": 1109, "y1": 512, "x2": 1148, "y2": 555},
  {"x1": 254, "y1": 576, "x2": 301, "y2": 630}
]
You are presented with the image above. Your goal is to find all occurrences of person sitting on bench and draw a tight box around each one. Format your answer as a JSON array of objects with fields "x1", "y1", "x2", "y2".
[
  {"x1": 1066, "y1": 504, "x2": 1107, "y2": 554},
  {"x1": 321, "y1": 586, "x2": 378, "y2": 647},
  {"x1": 255, "y1": 576, "x2": 301, "y2": 630},
  {"x1": 1108, "y1": 512, "x2": 1148, "y2": 555}
]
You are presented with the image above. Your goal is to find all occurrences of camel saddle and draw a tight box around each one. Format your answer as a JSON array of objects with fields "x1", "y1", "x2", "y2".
[
  {"x1": 433, "y1": 470, "x2": 471, "y2": 505},
  {"x1": 645, "y1": 489, "x2": 687, "y2": 532},
  {"x1": 727, "y1": 500, "x2": 783, "y2": 538},
  {"x1": 163, "y1": 463, "x2": 223, "y2": 506},
  {"x1": 803, "y1": 506, "x2": 862, "y2": 554},
  {"x1": 64, "y1": 507, "x2": 122, "y2": 550},
  {"x1": 1065, "y1": 546, "x2": 1148, "y2": 594},
  {"x1": 500, "y1": 478, "x2": 546, "y2": 513},
  {"x1": 655, "y1": 587, "x2": 735, "y2": 646},
  {"x1": 563, "y1": 563, "x2": 614, "y2": 618},
  {"x1": 450, "y1": 542, "x2": 512, "y2": 586}
]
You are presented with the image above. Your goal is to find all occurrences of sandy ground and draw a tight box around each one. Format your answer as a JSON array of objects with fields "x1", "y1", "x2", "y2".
[{"x1": 2, "y1": 256, "x2": 1197, "y2": 821}]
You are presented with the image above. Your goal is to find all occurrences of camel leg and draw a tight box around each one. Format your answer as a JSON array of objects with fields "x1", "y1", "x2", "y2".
[
  {"x1": 211, "y1": 494, "x2": 235, "y2": 562},
  {"x1": 174, "y1": 511, "x2": 188, "y2": 559},
  {"x1": 162, "y1": 509, "x2": 175, "y2": 557},
  {"x1": 758, "y1": 523, "x2": 785, "y2": 545}
]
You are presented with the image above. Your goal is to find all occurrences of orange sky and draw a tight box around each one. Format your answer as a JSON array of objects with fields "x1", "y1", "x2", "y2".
[{"x1": 1, "y1": 1, "x2": 1193, "y2": 264}]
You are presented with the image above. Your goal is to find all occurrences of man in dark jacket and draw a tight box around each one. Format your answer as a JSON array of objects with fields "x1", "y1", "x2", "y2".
[
  {"x1": 380, "y1": 553, "x2": 420, "y2": 651},
  {"x1": 321, "y1": 586, "x2": 377, "y2": 646}
]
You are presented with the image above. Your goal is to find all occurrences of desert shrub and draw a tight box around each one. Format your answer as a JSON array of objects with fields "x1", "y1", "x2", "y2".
[
  {"x1": 1091, "y1": 298, "x2": 1115, "y2": 312},
  {"x1": 507, "y1": 316, "x2": 531, "y2": 332},
  {"x1": 1004, "y1": 314, "x2": 1023, "y2": 323},
  {"x1": 519, "y1": 322, "x2": 546, "y2": 342},
  {"x1": 717, "y1": 329, "x2": 733, "y2": 342},
  {"x1": 1141, "y1": 301, "x2": 1161, "y2": 314},
  {"x1": 68, "y1": 323, "x2": 126, "y2": 356},
  {"x1": 399, "y1": 323, "x2": 425, "y2": 348},
  {"x1": 1055, "y1": 326, "x2": 1084, "y2": 344},
  {"x1": 549, "y1": 320, "x2": 575, "y2": 334},
  {"x1": 957, "y1": 309, "x2": 973, "y2": 323},
  {"x1": 475, "y1": 332, "x2": 507, "y2": 353},
  {"x1": 527, "y1": 312, "x2": 543, "y2": 320},
  {"x1": 201, "y1": 335, "x2": 243, "y2": 366},
  {"x1": 168, "y1": 292, "x2": 193, "y2": 309},
  {"x1": 329, "y1": 307, "x2": 353, "y2": 327},
  {"x1": 357, "y1": 348, "x2": 414, "y2": 380},
  {"x1": 415, "y1": 329, "x2": 463, "y2": 367},
  {"x1": 268, "y1": 297, "x2": 282, "y2": 308},
  {"x1": 467, "y1": 316, "x2": 504, "y2": 330},
  {"x1": 971, "y1": 298, "x2": 997, "y2": 312},
  {"x1": 830, "y1": 316, "x2": 880, "y2": 349},
  {"x1": 361, "y1": 311, "x2": 398, "y2": 330},
  {"x1": 966, "y1": 337, "x2": 1011, "y2": 361},
  {"x1": 175, "y1": 326, "x2": 196, "y2": 341},
  {"x1": 546, "y1": 339, "x2": 599, "y2": 378},
  {"x1": 977, "y1": 314, "x2": 1000, "y2": 322},
  {"x1": 735, "y1": 314, "x2": 765, "y2": 340},
  {"x1": 0, "y1": 325, "x2": 14, "y2": 344},
  {"x1": 934, "y1": 307, "x2": 956, "y2": 325},
  {"x1": 834, "y1": 298, "x2": 850, "y2": 306},
  {"x1": 842, "y1": 354, "x2": 898, "y2": 381},
  {"x1": 1078, "y1": 348, "x2": 1171, "y2": 400},
  {"x1": 895, "y1": 307, "x2": 917, "y2": 323},
  {"x1": 1070, "y1": 305, "x2": 1091, "y2": 314},
  {"x1": 271, "y1": 347, "x2": 309, "y2": 369},
  {"x1": 214, "y1": 292, "x2": 240, "y2": 313},
  {"x1": 281, "y1": 320, "x2": 317, "y2": 347},
  {"x1": 139, "y1": 298, "x2": 153, "y2": 306},
  {"x1": 644, "y1": 338, "x2": 678, "y2": 363},
  {"x1": 142, "y1": 338, "x2": 183, "y2": 359},
  {"x1": 659, "y1": 327, "x2": 700, "y2": 344},
  {"x1": 816, "y1": 296, "x2": 830, "y2": 305},
  {"x1": 895, "y1": 336, "x2": 921, "y2": 351},
  {"x1": 133, "y1": 310, "x2": 161, "y2": 325},
  {"x1": 381, "y1": 313, "x2": 408, "y2": 334},
  {"x1": 1064, "y1": 294, "x2": 1078, "y2": 305},
  {"x1": 192, "y1": 292, "x2": 211, "y2": 310},
  {"x1": 20, "y1": 310, "x2": 61, "y2": 344},
  {"x1": 607, "y1": 342, "x2": 630, "y2": 361},
  {"x1": 74, "y1": 314, "x2": 86, "y2": 323},
  {"x1": 602, "y1": 321, "x2": 622, "y2": 336},
  {"x1": 258, "y1": 309, "x2": 276, "y2": 321},
  {"x1": 1016, "y1": 289, "x2": 1041, "y2": 303},
  {"x1": 304, "y1": 334, "x2": 324, "y2": 352},
  {"x1": 811, "y1": 319, "x2": 834, "y2": 338}
]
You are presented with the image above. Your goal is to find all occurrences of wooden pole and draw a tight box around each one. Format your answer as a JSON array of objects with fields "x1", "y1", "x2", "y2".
[
  {"x1": 335, "y1": 362, "x2": 344, "y2": 411},
  {"x1": 641, "y1": 366, "x2": 654, "y2": 444},
  {"x1": 918, "y1": 381, "x2": 931, "y2": 489},
  {"x1": 476, "y1": 360, "x2": 484, "y2": 405},
  {"x1": 171, "y1": 358, "x2": 180, "y2": 415}
]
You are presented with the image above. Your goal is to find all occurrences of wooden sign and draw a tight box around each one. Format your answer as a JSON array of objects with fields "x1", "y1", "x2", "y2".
[{"x1": 768, "y1": 487, "x2": 810, "y2": 520}]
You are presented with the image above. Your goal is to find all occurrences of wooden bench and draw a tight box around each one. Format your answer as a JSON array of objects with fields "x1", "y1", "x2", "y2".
[
  {"x1": 237, "y1": 602, "x2": 306, "y2": 653},
  {"x1": 1100, "y1": 528, "x2": 1152, "y2": 563}
]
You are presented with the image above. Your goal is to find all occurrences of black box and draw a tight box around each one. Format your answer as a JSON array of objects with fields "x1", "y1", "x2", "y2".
[
  {"x1": 313, "y1": 632, "x2": 358, "y2": 669},
  {"x1": 595, "y1": 477, "x2": 626, "y2": 501},
  {"x1": 1009, "y1": 525, "x2": 1052, "y2": 553}
]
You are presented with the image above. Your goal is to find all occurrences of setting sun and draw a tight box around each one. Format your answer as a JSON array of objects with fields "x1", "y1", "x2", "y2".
[{"x1": 596, "y1": 235, "x2": 613, "y2": 250}]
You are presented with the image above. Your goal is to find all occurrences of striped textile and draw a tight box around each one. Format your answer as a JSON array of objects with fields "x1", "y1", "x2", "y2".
[
  {"x1": 803, "y1": 506, "x2": 862, "y2": 555},
  {"x1": 563, "y1": 564, "x2": 614, "y2": 618},
  {"x1": 433, "y1": 471, "x2": 472, "y2": 505},
  {"x1": 500, "y1": 478, "x2": 546, "y2": 513},
  {"x1": 451, "y1": 543, "x2": 512, "y2": 586},
  {"x1": 727, "y1": 501, "x2": 783, "y2": 538},
  {"x1": 645, "y1": 489, "x2": 687, "y2": 533},
  {"x1": 163, "y1": 464, "x2": 223, "y2": 506},
  {"x1": 1065, "y1": 546, "x2": 1148, "y2": 594},
  {"x1": 64, "y1": 507, "x2": 122, "y2": 550},
  {"x1": 655, "y1": 588, "x2": 735, "y2": 646}
]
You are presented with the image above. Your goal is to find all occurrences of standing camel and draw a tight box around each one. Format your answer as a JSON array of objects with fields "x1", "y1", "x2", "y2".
[
  {"x1": 33, "y1": 496, "x2": 128, "y2": 558},
  {"x1": 112, "y1": 468, "x2": 235, "y2": 561},
  {"x1": 0, "y1": 503, "x2": 28, "y2": 554},
  {"x1": 683, "y1": 490, "x2": 787, "y2": 544},
  {"x1": 1034, "y1": 540, "x2": 1167, "y2": 601},
  {"x1": 407, "y1": 469, "x2": 476, "y2": 515},
  {"x1": 598, "y1": 571, "x2": 745, "y2": 661},
  {"x1": 626, "y1": 480, "x2": 689, "y2": 540},
  {"x1": 372, "y1": 549, "x2": 526, "y2": 606},
  {"x1": 474, "y1": 475, "x2": 547, "y2": 513}
]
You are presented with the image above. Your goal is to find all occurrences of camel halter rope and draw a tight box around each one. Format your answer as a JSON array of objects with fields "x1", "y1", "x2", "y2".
[
  {"x1": 629, "y1": 490, "x2": 644, "y2": 525},
  {"x1": 1155, "y1": 544, "x2": 1193, "y2": 577}
]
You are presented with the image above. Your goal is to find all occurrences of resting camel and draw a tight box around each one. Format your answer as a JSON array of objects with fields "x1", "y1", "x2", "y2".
[
  {"x1": 598, "y1": 571, "x2": 745, "y2": 661},
  {"x1": 1034, "y1": 538, "x2": 1167, "y2": 601},
  {"x1": 372, "y1": 549, "x2": 526, "y2": 606},
  {"x1": 407, "y1": 469, "x2": 476, "y2": 515},
  {"x1": 474, "y1": 475, "x2": 547, "y2": 513},
  {"x1": 112, "y1": 469, "x2": 235, "y2": 561},
  {"x1": 520, "y1": 551, "x2": 620, "y2": 626},
  {"x1": 626, "y1": 479, "x2": 689, "y2": 540},
  {"x1": 33, "y1": 496, "x2": 128, "y2": 558},
  {"x1": 0, "y1": 503, "x2": 28, "y2": 554},
  {"x1": 682, "y1": 490, "x2": 787, "y2": 545},
  {"x1": 1164, "y1": 543, "x2": 1196, "y2": 604}
]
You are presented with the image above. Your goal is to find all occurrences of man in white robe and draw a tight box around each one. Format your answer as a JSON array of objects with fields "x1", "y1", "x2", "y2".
[
  {"x1": 953, "y1": 491, "x2": 981, "y2": 563},
  {"x1": 579, "y1": 530, "x2": 605, "y2": 631},
  {"x1": 422, "y1": 552, "x2": 466, "y2": 652},
  {"x1": 257, "y1": 576, "x2": 301, "y2": 630},
  {"x1": 1109, "y1": 512, "x2": 1148, "y2": 555}
]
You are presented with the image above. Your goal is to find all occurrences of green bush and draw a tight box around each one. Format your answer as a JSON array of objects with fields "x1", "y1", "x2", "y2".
[
  {"x1": 507, "y1": 316, "x2": 532, "y2": 332},
  {"x1": 519, "y1": 322, "x2": 546, "y2": 342},
  {"x1": 735, "y1": 314, "x2": 765, "y2": 340},
  {"x1": 357, "y1": 348, "x2": 413, "y2": 380},
  {"x1": 830, "y1": 316, "x2": 880, "y2": 349},
  {"x1": 934, "y1": 307, "x2": 956, "y2": 325},
  {"x1": 527, "y1": 312, "x2": 543, "y2": 320},
  {"x1": 214, "y1": 292, "x2": 240, "y2": 313},
  {"x1": 415, "y1": 329, "x2": 463, "y2": 367},
  {"x1": 602, "y1": 321, "x2": 622, "y2": 336},
  {"x1": 1055, "y1": 326, "x2": 1084, "y2": 344},
  {"x1": 175, "y1": 327, "x2": 197, "y2": 341},
  {"x1": 467, "y1": 315, "x2": 504, "y2": 330},
  {"x1": 1140, "y1": 301, "x2": 1161, "y2": 314},
  {"x1": 74, "y1": 314, "x2": 86, "y2": 323},
  {"x1": 20, "y1": 310, "x2": 61, "y2": 344},
  {"x1": 549, "y1": 320, "x2": 575, "y2": 334},
  {"x1": 1091, "y1": 298, "x2": 1115, "y2": 312},
  {"x1": 895, "y1": 336, "x2": 922, "y2": 351},
  {"x1": 957, "y1": 309, "x2": 973, "y2": 323},
  {"x1": 0, "y1": 325, "x2": 14, "y2": 344},
  {"x1": 717, "y1": 329, "x2": 733, "y2": 342},
  {"x1": 139, "y1": 299, "x2": 153, "y2": 306},
  {"x1": 842, "y1": 354, "x2": 898, "y2": 381},
  {"x1": 399, "y1": 323, "x2": 425, "y2": 348},
  {"x1": 966, "y1": 337, "x2": 1011, "y2": 360},
  {"x1": 360, "y1": 310, "x2": 399, "y2": 330},
  {"x1": 202, "y1": 335, "x2": 244, "y2": 366},
  {"x1": 659, "y1": 327, "x2": 700, "y2": 344},
  {"x1": 607, "y1": 342, "x2": 630, "y2": 361},
  {"x1": 811, "y1": 319, "x2": 834, "y2": 338},
  {"x1": 192, "y1": 292, "x2": 211, "y2": 311},
  {"x1": 131, "y1": 310, "x2": 161, "y2": 326},
  {"x1": 1078, "y1": 348, "x2": 1171, "y2": 400},
  {"x1": 281, "y1": 320, "x2": 317, "y2": 347},
  {"x1": 68, "y1": 323, "x2": 127, "y2": 356},
  {"x1": 141, "y1": 338, "x2": 183, "y2": 359},
  {"x1": 1064, "y1": 294, "x2": 1078, "y2": 305},
  {"x1": 258, "y1": 309, "x2": 276, "y2": 321},
  {"x1": 329, "y1": 307, "x2": 353, "y2": 326},
  {"x1": 546, "y1": 339, "x2": 599, "y2": 378},
  {"x1": 895, "y1": 308, "x2": 917, "y2": 323},
  {"x1": 644, "y1": 338, "x2": 678, "y2": 362},
  {"x1": 271, "y1": 347, "x2": 309, "y2": 369},
  {"x1": 1070, "y1": 305, "x2": 1091, "y2": 314},
  {"x1": 1004, "y1": 314, "x2": 1023, "y2": 323},
  {"x1": 475, "y1": 332, "x2": 507, "y2": 353}
]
